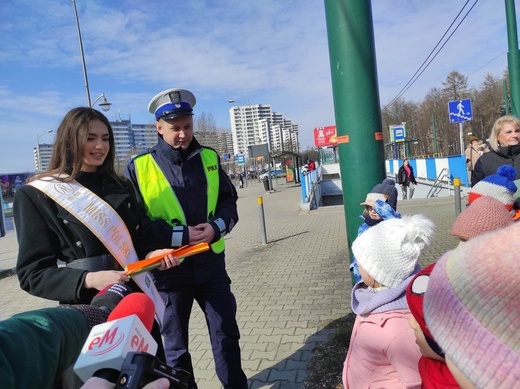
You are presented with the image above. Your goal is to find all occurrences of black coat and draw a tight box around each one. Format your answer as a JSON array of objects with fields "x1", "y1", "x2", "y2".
[
  {"x1": 13, "y1": 172, "x2": 143, "y2": 304},
  {"x1": 471, "y1": 144, "x2": 520, "y2": 186},
  {"x1": 397, "y1": 164, "x2": 417, "y2": 186}
]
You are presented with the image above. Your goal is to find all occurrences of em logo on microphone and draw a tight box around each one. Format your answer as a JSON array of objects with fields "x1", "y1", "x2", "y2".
[{"x1": 85, "y1": 315, "x2": 154, "y2": 356}]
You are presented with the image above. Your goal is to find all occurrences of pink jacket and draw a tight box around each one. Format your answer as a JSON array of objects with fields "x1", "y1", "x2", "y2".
[{"x1": 343, "y1": 309, "x2": 422, "y2": 389}]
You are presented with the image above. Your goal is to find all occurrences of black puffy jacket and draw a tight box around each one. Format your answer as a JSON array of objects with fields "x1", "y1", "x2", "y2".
[{"x1": 471, "y1": 144, "x2": 520, "y2": 186}]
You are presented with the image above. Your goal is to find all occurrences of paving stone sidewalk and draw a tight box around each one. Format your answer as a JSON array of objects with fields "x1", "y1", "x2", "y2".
[{"x1": 0, "y1": 179, "x2": 461, "y2": 388}]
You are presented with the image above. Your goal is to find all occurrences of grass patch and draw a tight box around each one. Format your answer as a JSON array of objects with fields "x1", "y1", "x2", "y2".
[{"x1": 302, "y1": 313, "x2": 355, "y2": 389}]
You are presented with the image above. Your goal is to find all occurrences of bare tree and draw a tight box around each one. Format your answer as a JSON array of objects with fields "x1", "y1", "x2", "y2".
[
  {"x1": 195, "y1": 112, "x2": 217, "y2": 145},
  {"x1": 471, "y1": 74, "x2": 503, "y2": 141},
  {"x1": 442, "y1": 70, "x2": 468, "y2": 100}
]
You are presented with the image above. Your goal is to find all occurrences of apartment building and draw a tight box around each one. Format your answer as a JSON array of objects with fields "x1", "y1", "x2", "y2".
[{"x1": 229, "y1": 104, "x2": 299, "y2": 159}]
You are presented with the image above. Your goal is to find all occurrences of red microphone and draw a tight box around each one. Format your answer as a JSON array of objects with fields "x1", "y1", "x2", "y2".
[
  {"x1": 106, "y1": 292, "x2": 155, "y2": 332},
  {"x1": 73, "y1": 293, "x2": 157, "y2": 383}
]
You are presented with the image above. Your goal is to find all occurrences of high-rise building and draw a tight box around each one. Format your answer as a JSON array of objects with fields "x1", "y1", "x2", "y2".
[
  {"x1": 34, "y1": 143, "x2": 54, "y2": 172},
  {"x1": 228, "y1": 104, "x2": 299, "y2": 158},
  {"x1": 195, "y1": 130, "x2": 233, "y2": 157},
  {"x1": 229, "y1": 104, "x2": 273, "y2": 157}
]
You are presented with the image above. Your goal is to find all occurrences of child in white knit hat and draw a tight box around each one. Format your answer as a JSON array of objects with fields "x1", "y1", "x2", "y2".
[{"x1": 342, "y1": 214, "x2": 435, "y2": 389}]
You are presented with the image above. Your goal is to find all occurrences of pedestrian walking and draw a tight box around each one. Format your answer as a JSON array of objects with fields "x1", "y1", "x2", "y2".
[{"x1": 398, "y1": 158, "x2": 418, "y2": 200}]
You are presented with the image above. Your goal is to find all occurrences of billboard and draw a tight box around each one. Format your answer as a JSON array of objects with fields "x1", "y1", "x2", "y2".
[
  {"x1": 313, "y1": 126, "x2": 337, "y2": 147},
  {"x1": 1, "y1": 173, "x2": 33, "y2": 199}
]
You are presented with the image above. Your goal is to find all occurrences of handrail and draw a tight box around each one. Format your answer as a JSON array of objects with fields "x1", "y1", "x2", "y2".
[
  {"x1": 300, "y1": 168, "x2": 320, "y2": 207},
  {"x1": 427, "y1": 168, "x2": 449, "y2": 197}
]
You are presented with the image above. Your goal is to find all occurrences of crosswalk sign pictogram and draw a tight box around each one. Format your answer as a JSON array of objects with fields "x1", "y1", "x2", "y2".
[{"x1": 448, "y1": 99, "x2": 473, "y2": 123}]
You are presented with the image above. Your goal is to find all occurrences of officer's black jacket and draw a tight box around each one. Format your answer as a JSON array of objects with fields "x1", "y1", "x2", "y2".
[{"x1": 126, "y1": 136, "x2": 239, "y2": 288}]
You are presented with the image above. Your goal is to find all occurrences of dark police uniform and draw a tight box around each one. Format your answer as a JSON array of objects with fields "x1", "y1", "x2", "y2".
[{"x1": 125, "y1": 88, "x2": 247, "y2": 389}]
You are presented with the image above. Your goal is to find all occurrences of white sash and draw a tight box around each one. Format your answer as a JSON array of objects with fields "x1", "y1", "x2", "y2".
[{"x1": 29, "y1": 175, "x2": 165, "y2": 325}]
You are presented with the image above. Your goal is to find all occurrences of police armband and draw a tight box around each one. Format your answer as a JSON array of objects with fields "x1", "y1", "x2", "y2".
[{"x1": 171, "y1": 225, "x2": 188, "y2": 247}]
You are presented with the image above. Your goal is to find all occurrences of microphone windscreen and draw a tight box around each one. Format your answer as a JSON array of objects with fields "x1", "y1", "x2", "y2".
[
  {"x1": 62, "y1": 305, "x2": 109, "y2": 330},
  {"x1": 91, "y1": 283, "x2": 133, "y2": 312},
  {"x1": 107, "y1": 293, "x2": 155, "y2": 332}
]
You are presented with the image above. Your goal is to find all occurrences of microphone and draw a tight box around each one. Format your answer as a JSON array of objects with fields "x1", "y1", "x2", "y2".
[
  {"x1": 60, "y1": 283, "x2": 133, "y2": 331},
  {"x1": 106, "y1": 291, "x2": 155, "y2": 333},
  {"x1": 91, "y1": 283, "x2": 133, "y2": 312},
  {"x1": 73, "y1": 293, "x2": 158, "y2": 384}
]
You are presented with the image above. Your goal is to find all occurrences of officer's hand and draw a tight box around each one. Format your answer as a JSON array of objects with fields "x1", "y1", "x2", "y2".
[{"x1": 189, "y1": 223, "x2": 215, "y2": 244}]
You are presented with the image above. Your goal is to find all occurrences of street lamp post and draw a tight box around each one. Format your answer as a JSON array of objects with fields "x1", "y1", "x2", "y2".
[
  {"x1": 36, "y1": 130, "x2": 53, "y2": 172},
  {"x1": 92, "y1": 93, "x2": 112, "y2": 112},
  {"x1": 70, "y1": 0, "x2": 112, "y2": 111}
]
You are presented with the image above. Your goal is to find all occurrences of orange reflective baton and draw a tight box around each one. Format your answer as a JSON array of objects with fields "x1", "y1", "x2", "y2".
[{"x1": 125, "y1": 242, "x2": 210, "y2": 277}]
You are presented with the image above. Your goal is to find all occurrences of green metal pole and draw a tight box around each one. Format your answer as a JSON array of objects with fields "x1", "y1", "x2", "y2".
[
  {"x1": 324, "y1": 0, "x2": 385, "y2": 286},
  {"x1": 505, "y1": 0, "x2": 520, "y2": 117}
]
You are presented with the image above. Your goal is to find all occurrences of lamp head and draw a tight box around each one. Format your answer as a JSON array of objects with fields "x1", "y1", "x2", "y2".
[{"x1": 98, "y1": 95, "x2": 112, "y2": 112}]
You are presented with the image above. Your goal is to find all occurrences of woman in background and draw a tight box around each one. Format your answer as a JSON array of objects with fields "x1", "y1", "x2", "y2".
[
  {"x1": 398, "y1": 158, "x2": 418, "y2": 200},
  {"x1": 471, "y1": 115, "x2": 520, "y2": 186}
]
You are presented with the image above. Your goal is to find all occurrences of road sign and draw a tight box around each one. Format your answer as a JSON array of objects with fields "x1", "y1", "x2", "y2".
[
  {"x1": 448, "y1": 99, "x2": 473, "y2": 123},
  {"x1": 391, "y1": 124, "x2": 406, "y2": 142},
  {"x1": 237, "y1": 154, "x2": 245, "y2": 165}
]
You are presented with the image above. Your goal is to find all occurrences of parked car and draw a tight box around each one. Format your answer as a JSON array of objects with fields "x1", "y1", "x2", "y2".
[{"x1": 260, "y1": 169, "x2": 286, "y2": 179}]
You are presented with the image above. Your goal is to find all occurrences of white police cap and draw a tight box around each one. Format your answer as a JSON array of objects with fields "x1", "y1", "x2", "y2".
[{"x1": 148, "y1": 88, "x2": 196, "y2": 121}]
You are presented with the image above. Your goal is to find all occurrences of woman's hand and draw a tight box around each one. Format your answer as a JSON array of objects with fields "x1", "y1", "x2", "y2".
[
  {"x1": 84, "y1": 270, "x2": 130, "y2": 291},
  {"x1": 146, "y1": 248, "x2": 181, "y2": 271}
]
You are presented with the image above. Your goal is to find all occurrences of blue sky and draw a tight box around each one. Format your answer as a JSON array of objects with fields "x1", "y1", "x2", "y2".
[{"x1": 0, "y1": 0, "x2": 515, "y2": 173}]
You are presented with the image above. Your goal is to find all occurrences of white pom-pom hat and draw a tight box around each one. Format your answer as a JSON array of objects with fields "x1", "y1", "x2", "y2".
[{"x1": 352, "y1": 214, "x2": 435, "y2": 287}]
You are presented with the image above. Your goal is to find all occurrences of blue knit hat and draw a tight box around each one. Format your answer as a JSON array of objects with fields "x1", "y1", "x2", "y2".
[
  {"x1": 370, "y1": 178, "x2": 398, "y2": 210},
  {"x1": 469, "y1": 165, "x2": 517, "y2": 210}
]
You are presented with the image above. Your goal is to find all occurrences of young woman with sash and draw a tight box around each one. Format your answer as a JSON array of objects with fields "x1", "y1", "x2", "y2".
[{"x1": 13, "y1": 107, "x2": 178, "y2": 388}]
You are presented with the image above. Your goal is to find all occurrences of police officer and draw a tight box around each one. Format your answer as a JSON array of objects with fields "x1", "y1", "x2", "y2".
[{"x1": 125, "y1": 88, "x2": 247, "y2": 389}]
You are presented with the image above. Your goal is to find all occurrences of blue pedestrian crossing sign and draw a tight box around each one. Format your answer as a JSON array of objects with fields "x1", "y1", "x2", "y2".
[{"x1": 448, "y1": 99, "x2": 473, "y2": 123}]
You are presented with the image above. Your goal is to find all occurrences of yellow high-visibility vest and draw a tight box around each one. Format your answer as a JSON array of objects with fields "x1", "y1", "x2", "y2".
[{"x1": 134, "y1": 149, "x2": 224, "y2": 253}]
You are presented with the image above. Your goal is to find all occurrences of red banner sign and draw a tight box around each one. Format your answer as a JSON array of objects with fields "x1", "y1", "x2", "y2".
[{"x1": 313, "y1": 126, "x2": 337, "y2": 147}]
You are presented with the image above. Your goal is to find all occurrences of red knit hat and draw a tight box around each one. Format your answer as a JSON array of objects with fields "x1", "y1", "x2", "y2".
[
  {"x1": 406, "y1": 264, "x2": 435, "y2": 339},
  {"x1": 406, "y1": 263, "x2": 444, "y2": 357},
  {"x1": 451, "y1": 196, "x2": 514, "y2": 241}
]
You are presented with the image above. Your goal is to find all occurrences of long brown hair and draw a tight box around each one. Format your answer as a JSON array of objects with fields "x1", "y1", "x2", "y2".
[{"x1": 29, "y1": 107, "x2": 121, "y2": 183}]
